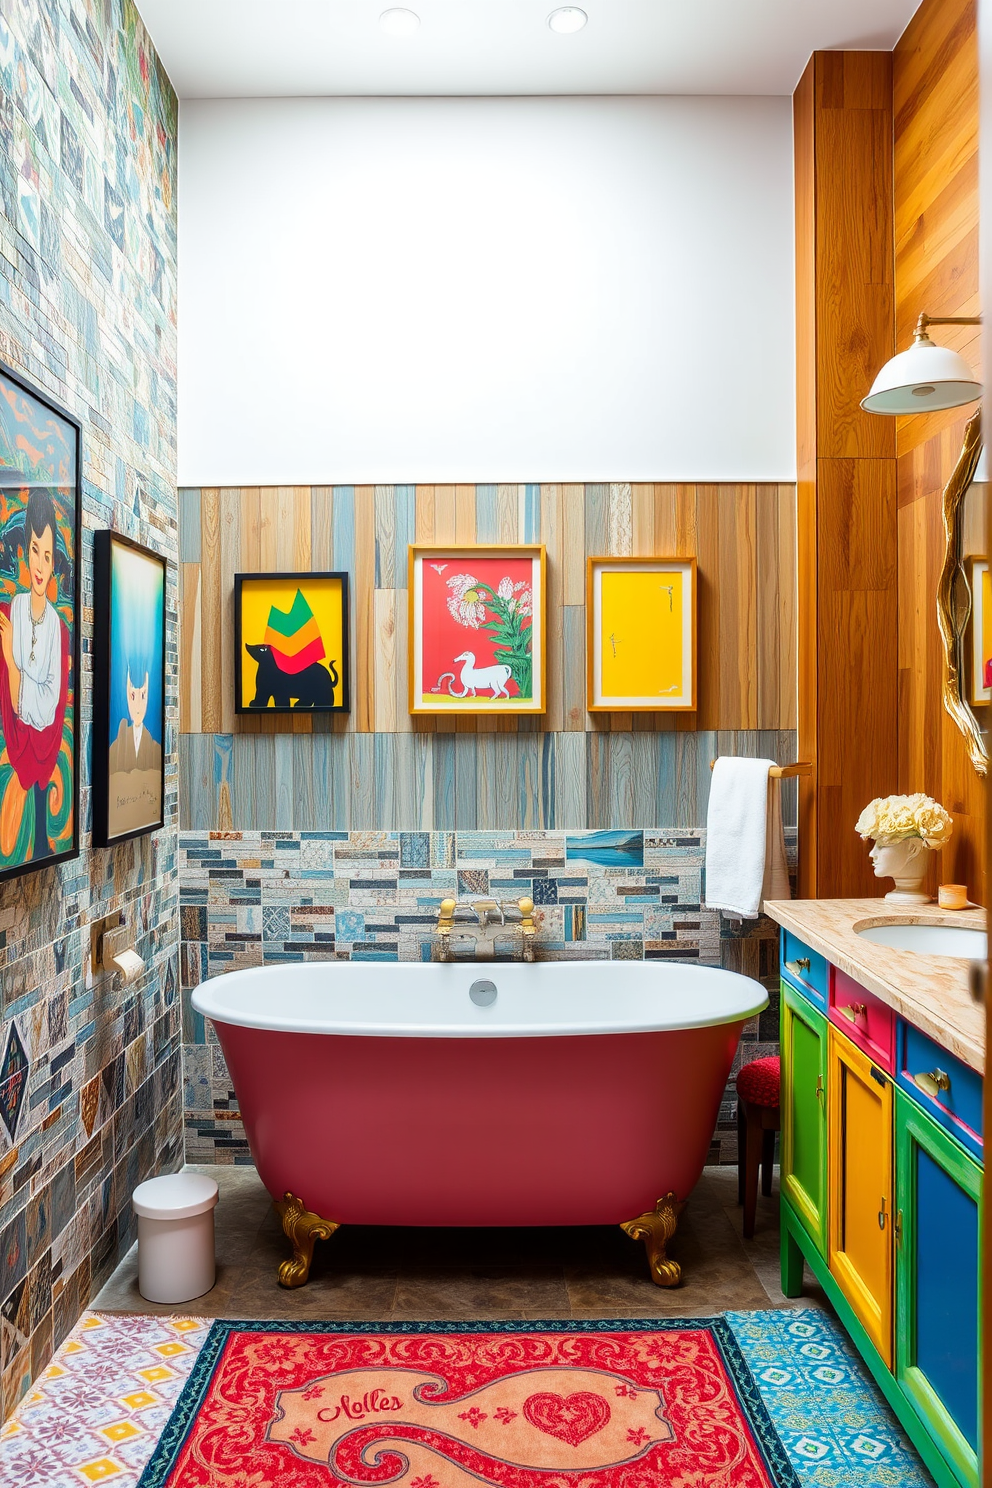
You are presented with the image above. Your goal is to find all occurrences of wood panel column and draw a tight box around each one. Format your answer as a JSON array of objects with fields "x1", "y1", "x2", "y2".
[{"x1": 795, "y1": 52, "x2": 899, "y2": 899}]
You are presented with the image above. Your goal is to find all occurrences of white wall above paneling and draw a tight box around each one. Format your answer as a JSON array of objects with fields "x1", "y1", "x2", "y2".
[{"x1": 178, "y1": 95, "x2": 796, "y2": 486}]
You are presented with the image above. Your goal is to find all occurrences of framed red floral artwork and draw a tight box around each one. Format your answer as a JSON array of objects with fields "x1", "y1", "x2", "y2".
[{"x1": 409, "y1": 545, "x2": 546, "y2": 715}]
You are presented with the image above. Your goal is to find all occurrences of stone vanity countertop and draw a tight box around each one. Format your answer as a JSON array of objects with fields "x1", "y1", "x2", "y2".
[{"x1": 763, "y1": 898, "x2": 986, "y2": 1075}]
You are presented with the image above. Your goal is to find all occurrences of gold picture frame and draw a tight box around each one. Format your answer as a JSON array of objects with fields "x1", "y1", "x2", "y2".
[
  {"x1": 408, "y1": 544, "x2": 546, "y2": 716},
  {"x1": 970, "y1": 556, "x2": 990, "y2": 706},
  {"x1": 936, "y1": 409, "x2": 986, "y2": 775},
  {"x1": 586, "y1": 556, "x2": 697, "y2": 712}
]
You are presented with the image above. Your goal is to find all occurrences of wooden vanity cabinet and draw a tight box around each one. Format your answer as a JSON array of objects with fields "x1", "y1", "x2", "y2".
[
  {"x1": 780, "y1": 979, "x2": 828, "y2": 1255},
  {"x1": 894, "y1": 1089, "x2": 982, "y2": 1487},
  {"x1": 827, "y1": 1028, "x2": 893, "y2": 1366},
  {"x1": 776, "y1": 927, "x2": 982, "y2": 1488}
]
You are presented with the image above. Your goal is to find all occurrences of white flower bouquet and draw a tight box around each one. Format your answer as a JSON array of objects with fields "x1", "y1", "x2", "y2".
[{"x1": 855, "y1": 793, "x2": 953, "y2": 850}]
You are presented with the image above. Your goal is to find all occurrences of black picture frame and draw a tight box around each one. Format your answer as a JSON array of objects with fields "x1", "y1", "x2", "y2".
[
  {"x1": 92, "y1": 530, "x2": 168, "y2": 849},
  {"x1": 234, "y1": 572, "x2": 351, "y2": 715},
  {"x1": 0, "y1": 361, "x2": 82, "y2": 884}
]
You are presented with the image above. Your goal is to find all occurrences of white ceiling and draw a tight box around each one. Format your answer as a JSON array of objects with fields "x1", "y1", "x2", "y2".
[{"x1": 137, "y1": 0, "x2": 922, "y2": 99}]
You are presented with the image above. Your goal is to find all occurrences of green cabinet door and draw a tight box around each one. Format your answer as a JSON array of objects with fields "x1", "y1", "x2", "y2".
[
  {"x1": 894, "y1": 1088, "x2": 982, "y2": 1488},
  {"x1": 781, "y1": 978, "x2": 829, "y2": 1256}
]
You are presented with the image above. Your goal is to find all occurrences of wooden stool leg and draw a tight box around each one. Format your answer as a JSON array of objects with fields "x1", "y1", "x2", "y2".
[
  {"x1": 737, "y1": 1100, "x2": 746, "y2": 1205},
  {"x1": 742, "y1": 1103, "x2": 763, "y2": 1239},
  {"x1": 761, "y1": 1126, "x2": 776, "y2": 1196}
]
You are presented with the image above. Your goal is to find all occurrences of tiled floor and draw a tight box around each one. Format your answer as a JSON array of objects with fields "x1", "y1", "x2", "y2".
[{"x1": 93, "y1": 1163, "x2": 826, "y2": 1320}]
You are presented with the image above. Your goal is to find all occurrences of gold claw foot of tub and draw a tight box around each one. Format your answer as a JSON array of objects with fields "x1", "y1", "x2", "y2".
[
  {"x1": 620, "y1": 1192, "x2": 685, "y2": 1286},
  {"x1": 274, "y1": 1192, "x2": 341, "y2": 1288}
]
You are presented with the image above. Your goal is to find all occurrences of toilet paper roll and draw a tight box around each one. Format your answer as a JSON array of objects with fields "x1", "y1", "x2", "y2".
[{"x1": 111, "y1": 948, "x2": 145, "y2": 983}]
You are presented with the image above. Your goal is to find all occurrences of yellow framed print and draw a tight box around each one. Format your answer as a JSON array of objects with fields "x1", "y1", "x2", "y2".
[
  {"x1": 586, "y1": 556, "x2": 697, "y2": 712},
  {"x1": 971, "y1": 557, "x2": 990, "y2": 705},
  {"x1": 409, "y1": 544, "x2": 546, "y2": 715}
]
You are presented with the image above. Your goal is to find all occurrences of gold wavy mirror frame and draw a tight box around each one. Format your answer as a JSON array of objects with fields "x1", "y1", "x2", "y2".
[{"x1": 937, "y1": 409, "x2": 986, "y2": 776}]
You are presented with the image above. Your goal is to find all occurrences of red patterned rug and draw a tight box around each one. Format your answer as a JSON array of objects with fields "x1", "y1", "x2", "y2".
[{"x1": 137, "y1": 1319, "x2": 799, "y2": 1487}]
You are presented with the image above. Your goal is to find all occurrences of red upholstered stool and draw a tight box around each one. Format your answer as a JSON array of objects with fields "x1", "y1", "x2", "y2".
[{"x1": 735, "y1": 1056, "x2": 781, "y2": 1240}]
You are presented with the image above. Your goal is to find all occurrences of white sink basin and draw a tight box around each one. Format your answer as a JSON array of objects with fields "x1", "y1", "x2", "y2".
[{"x1": 856, "y1": 923, "x2": 987, "y2": 959}]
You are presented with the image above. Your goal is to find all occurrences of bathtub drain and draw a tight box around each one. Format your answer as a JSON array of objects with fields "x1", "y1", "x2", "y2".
[{"x1": 469, "y1": 979, "x2": 498, "y2": 1007}]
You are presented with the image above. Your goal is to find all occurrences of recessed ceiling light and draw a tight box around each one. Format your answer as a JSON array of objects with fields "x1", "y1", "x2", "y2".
[
  {"x1": 547, "y1": 7, "x2": 587, "y2": 33},
  {"x1": 379, "y1": 8, "x2": 420, "y2": 36}
]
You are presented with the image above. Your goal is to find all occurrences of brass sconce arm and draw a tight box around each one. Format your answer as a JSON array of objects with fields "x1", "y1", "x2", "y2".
[{"x1": 914, "y1": 312, "x2": 982, "y2": 341}]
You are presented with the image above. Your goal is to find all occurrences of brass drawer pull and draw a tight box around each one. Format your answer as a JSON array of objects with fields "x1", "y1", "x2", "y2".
[
  {"x1": 786, "y1": 957, "x2": 812, "y2": 976},
  {"x1": 815, "y1": 1074, "x2": 824, "y2": 1101},
  {"x1": 914, "y1": 1068, "x2": 951, "y2": 1101},
  {"x1": 878, "y1": 1196, "x2": 887, "y2": 1231},
  {"x1": 839, "y1": 1002, "x2": 867, "y2": 1023}
]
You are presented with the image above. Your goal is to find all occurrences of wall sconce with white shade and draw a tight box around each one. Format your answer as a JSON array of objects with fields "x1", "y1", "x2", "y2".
[{"x1": 861, "y1": 312, "x2": 982, "y2": 415}]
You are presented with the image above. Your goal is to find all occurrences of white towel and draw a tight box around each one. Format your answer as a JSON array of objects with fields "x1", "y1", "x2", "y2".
[{"x1": 704, "y1": 757, "x2": 791, "y2": 919}]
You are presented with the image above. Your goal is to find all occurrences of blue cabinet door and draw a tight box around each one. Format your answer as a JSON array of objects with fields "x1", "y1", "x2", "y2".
[{"x1": 895, "y1": 1089, "x2": 982, "y2": 1488}]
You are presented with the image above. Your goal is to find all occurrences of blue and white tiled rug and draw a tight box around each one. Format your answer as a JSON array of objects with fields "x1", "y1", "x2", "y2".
[{"x1": 729, "y1": 1309, "x2": 935, "y2": 1485}]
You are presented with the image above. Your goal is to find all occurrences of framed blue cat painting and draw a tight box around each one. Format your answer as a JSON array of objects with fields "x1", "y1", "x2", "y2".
[{"x1": 92, "y1": 532, "x2": 168, "y2": 848}]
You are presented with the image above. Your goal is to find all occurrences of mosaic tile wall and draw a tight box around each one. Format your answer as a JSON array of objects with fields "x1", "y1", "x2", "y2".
[
  {"x1": 181, "y1": 827, "x2": 795, "y2": 1168},
  {"x1": 0, "y1": 0, "x2": 179, "y2": 1418}
]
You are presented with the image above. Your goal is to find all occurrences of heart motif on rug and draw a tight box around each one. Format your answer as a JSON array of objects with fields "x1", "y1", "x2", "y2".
[{"x1": 522, "y1": 1391, "x2": 611, "y2": 1446}]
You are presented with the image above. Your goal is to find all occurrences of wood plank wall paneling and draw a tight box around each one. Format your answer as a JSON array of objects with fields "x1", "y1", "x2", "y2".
[
  {"x1": 795, "y1": 52, "x2": 899, "y2": 900},
  {"x1": 179, "y1": 481, "x2": 797, "y2": 739},
  {"x1": 178, "y1": 728, "x2": 801, "y2": 834},
  {"x1": 894, "y1": 0, "x2": 985, "y2": 905}
]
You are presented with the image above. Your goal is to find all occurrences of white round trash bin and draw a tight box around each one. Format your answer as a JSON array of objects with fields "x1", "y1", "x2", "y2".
[{"x1": 133, "y1": 1172, "x2": 219, "y2": 1304}]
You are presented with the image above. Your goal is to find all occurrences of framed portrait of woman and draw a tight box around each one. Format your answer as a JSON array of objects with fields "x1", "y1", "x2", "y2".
[
  {"x1": 0, "y1": 364, "x2": 81, "y2": 882},
  {"x1": 92, "y1": 532, "x2": 168, "y2": 848}
]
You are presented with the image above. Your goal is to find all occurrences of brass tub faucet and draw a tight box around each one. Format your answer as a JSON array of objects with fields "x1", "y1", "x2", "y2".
[{"x1": 435, "y1": 896, "x2": 536, "y2": 961}]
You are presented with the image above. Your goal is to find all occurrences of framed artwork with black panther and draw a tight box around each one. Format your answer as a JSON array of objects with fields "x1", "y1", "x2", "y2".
[
  {"x1": 234, "y1": 572, "x2": 350, "y2": 714},
  {"x1": 0, "y1": 363, "x2": 81, "y2": 882},
  {"x1": 92, "y1": 532, "x2": 168, "y2": 848}
]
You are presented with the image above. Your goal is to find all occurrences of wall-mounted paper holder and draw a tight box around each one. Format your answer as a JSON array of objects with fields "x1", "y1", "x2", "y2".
[{"x1": 90, "y1": 914, "x2": 145, "y2": 984}]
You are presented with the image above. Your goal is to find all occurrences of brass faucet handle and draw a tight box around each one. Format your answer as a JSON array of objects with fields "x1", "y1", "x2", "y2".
[
  {"x1": 518, "y1": 897, "x2": 536, "y2": 933},
  {"x1": 437, "y1": 898, "x2": 457, "y2": 933}
]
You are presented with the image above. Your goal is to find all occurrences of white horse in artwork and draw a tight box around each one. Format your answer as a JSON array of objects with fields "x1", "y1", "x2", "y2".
[{"x1": 452, "y1": 651, "x2": 514, "y2": 698}]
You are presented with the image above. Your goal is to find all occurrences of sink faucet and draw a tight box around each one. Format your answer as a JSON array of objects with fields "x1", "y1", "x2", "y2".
[{"x1": 436, "y1": 897, "x2": 536, "y2": 961}]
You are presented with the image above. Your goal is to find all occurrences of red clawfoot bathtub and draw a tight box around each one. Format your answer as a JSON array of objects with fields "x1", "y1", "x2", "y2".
[{"x1": 192, "y1": 959, "x2": 767, "y2": 1286}]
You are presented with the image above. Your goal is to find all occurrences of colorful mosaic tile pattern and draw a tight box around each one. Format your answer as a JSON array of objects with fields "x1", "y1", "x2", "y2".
[
  {"x1": 0, "y1": 1312, "x2": 208, "y2": 1486},
  {"x1": 179, "y1": 827, "x2": 793, "y2": 1166},
  {"x1": 0, "y1": 1310, "x2": 933, "y2": 1487},
  {"x1": 0, "y1": 0, "x2": 180, "y2": 1422},
  {"x1": 728, "y1": 1309, "x2": 935, "y2": 1486}
]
